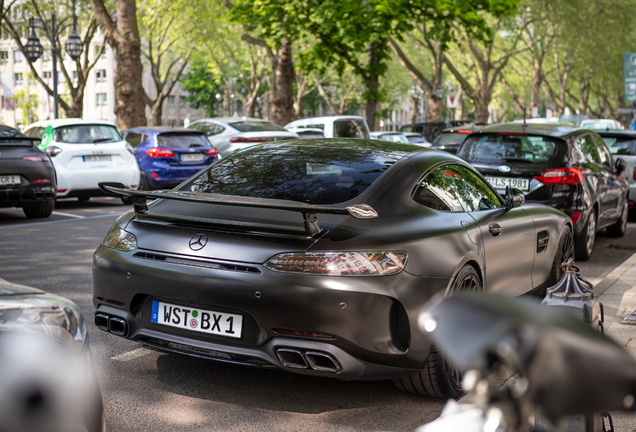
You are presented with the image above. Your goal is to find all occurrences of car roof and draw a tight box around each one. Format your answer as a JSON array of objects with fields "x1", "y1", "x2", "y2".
[
  {"x1": 581, "y1": 119, "x2": 617, "y2": 123},
  {"x1": 285, "y1": 115, "x2": 366, "y2": 128},
  {"x1": 25, "y1": 118, "x2": 117, "y2": 129},
  {"x1": 191, "y1": 117, "x2": 270, "y2": 125},
  {"x1": 597, "y1": 130, "x2": 636, "y2": 136},
  {"x1": 370, "y1": 131, "x2": 405, "y2": 135},
  {"x1": 403, "y1": 132, "x2": 424, "y2": 136},
  {"x1": 287, "y1": 127, "x2": 324, "y2": 133},
  {"x1": 475, "y1": 122, "x2": 585, "y2": 138},
  {"x1": 124, "y1": 126, "x2": 202, "y2": 134}
]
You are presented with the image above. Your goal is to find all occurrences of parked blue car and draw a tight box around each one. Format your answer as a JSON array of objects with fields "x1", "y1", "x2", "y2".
[{"x1": 122, "y1": 127, "x2": 219, "y2": 190}]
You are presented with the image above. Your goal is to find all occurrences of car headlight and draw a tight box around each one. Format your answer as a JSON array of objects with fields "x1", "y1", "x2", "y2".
[
  {"x1": 103, "y1": 225, "x2": 137, "y2": 251},
  {"x1": 0, "y1": 296, "x2": 88, "y2": 351},
  {"x1": 264, "y1": 251, "x2": 408, "y2": 276}
]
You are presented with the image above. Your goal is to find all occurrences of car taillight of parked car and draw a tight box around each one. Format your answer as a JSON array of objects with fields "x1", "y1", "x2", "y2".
[
  {"x1": 22, "y1": 155, "x2": 50, "y2": 162},
  {"x1": 205, "y1": 147, "x2": 219, "y2": 156},
  {"x1": 45, "y1": 146, "x2": 63, "y2": 157},
  {"x1": 534, "y1": 167, "x2": 584, "y2": 185},
  {"x1": 146, "y1": 148, "x2": 176, "y2": 158},
  {"x1": 229, "y1": 137, "x2": 268, "y2": 143},
  {"x1": 264, "y1": 251, "x2": 408, "y2": 276}
]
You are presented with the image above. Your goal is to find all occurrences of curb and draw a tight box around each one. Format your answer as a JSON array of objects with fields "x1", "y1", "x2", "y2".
[{"x1": 593, "y1": 252, "x2": 636, "y2": 297}]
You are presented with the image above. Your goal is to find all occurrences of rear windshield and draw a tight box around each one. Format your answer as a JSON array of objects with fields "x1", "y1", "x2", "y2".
[
  {"x1": 185, "y1": 143, "x2": 409, "y2": 204},
  {"x1": 376, "y1": 133, "x2": 409, "y2": 143},
  {"x1": 157, "y1": 133, "x2": 211, "y2": 148},
  {"x1": 407, "y1": 135, "x2": 427, "y2": 144},
  {"x1": 582, "y1": 121, "x2": 616, "y2": 130},
  {"x1": 229, "y1": 121, "x2": 287, "y2": 132},
  {"x1": 334, "y1": 119, "x2": 369, "y2": 139},
  {"x1": 0, "y1": 127, "x2": 31, "y2": 146},
  {"x1": 433, "y1": 132, "x2": 470, "y2": 146},
  {"x1": 54, "y1": 125, "x2": 122, "y2": 144},
  {"x1": 458, "y1": 134, "x2": 567, "y2": 166},
  {"x1": 600, "y1": 136, "x2": 636, "y2": 156},
  {"x1": 297, "y1": 131, "x2": 325, "y2": 138}
]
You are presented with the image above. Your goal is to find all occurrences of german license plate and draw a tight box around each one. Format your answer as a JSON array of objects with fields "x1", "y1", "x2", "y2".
[
  {"x1": 485, "y1": 176, "x2": 529, "y2": 191},
  {"x1": 180, "y1": 153, "x2": 204, "y2": 162},
  {"x1": 0, "y1": 175, "x2": 20, "y2": 185},
  {"x1": 83, "y1": 155, "x2": 112, "y2": 162},
  {"x1": 150, "y1": 300, "x2": 243, "y2": 338}
]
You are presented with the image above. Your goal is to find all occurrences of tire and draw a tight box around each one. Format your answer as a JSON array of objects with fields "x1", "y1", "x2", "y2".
[
  {"x1": 547, "y1": 225, "x2": 574, "y2": 288},
  {"x1": 23, "y1": 200, "x2": 54, "y2": 219},
  {"x1": 139, "y1": 174, "x2": 149, "y2": 191},
  {"x1": 574, "y1": 210, "x2": 596, "y2": 261},
  {"x1": 78, "y1": 196, "x2": 90, "y2": 202},
  {"x1": 607, "y1": 201, "x2": 628, "y2": 238},
  {"x1": 393, "y1": 265, "x2": 481, "y2": 399}
]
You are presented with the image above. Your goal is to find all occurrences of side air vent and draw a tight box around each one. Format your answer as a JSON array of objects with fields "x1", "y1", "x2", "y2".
[
  {"x1": 133, "y1": 252, "x2": 261, "y2": 274},
  {"x1": 537, "y1": 230, "x2": 550, "y2": 253}
]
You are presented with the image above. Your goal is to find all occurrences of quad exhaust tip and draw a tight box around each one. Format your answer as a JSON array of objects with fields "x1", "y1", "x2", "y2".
[
  {"x1": 275, "y1": 348, "x2": 340, "y2": 373},
  {"x1": 95, "y1": 313, "x2": 128, "y2": 337}
]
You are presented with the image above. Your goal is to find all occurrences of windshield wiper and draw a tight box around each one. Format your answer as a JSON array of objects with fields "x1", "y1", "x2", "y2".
[{"x1": 92, "y1": 138, "x2": 114, "y2": 143}]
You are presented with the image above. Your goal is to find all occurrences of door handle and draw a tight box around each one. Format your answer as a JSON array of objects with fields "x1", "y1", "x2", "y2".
[{"x1": 488, "y1": 223, "x2": 503, "y2": 237}]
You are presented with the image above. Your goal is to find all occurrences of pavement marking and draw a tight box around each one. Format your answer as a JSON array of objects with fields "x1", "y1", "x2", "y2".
[
  {"x1": 52, "y1": 211, "x2": 86, "y2": 219},
  {"x1": 0, "y1": 213, "x2": 118, "y2": 229},
  {"x1": 111, "y1": 347, "x2": 152, "y2": 361}
]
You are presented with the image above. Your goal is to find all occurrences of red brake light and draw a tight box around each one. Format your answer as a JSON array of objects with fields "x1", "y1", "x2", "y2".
[
  {"x1": 205, "y1": 147, "x2": 219, "y2": 156},
  {"x1": 633, "y1": 166, "x2": 636, "y2": 180},
  {"x1": 22, "y1": 155, "x2": 50, "y2": 162},
  {"x1": 534, "y1": 167, "x2": 584, "y2": 184},
  {"x1": 229, "y1": 137, "x2": 268, "y2": 143},
  {"x1": 457, "y1": 130, "x2": 472, "y2": 133},
  {"x1": 146, "y1": 148, "x2": 176, "y2": 158},
  {"x1": 32, "y1": 179, "x2": 51, "y2": 183},
  {"x1": 571, "y1": 211, "x2": 582, "y2": 225}
]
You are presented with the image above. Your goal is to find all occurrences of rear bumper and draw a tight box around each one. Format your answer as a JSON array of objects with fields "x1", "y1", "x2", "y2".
[
  {"x1": 92, "y1": 245, "x2": 448, "y2": 379},
  {"x1": 55, "y1": 163, "x2": 139, "y2": 197},
  {"x1": 142, "y1": 160, "x2": 215, "y2": 189}
]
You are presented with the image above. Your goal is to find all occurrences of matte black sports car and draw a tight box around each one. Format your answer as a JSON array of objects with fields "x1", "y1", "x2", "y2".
[
  {"x1": 93, "y1": 139, "x2": 572, "y2": 399},
  {"x1": 0, "y1": 125, "x2": 56, "y2": 218},
  {"x1": 457, "y1": 123, "x2": 629, "y2": 261}
]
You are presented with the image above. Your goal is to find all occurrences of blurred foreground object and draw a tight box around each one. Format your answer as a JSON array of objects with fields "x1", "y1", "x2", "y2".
[{"x1": 0, "y1": 280, "x2": 104, "y2": 432}]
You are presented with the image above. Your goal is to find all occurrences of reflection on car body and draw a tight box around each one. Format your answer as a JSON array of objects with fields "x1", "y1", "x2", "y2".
[{"x1": 93, "y1": 138, "x2": 571, "y2": 399}]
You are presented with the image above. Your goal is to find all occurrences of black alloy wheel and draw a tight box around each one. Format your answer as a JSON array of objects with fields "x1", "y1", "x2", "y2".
[
  {"x1": 393, "y1": 264, "x2": 481, "y2": 399},
  {"x1": 574, "y1": 211, "x2": 596, "y2": 261},
  {"x1": 547, "y1": 225, "x2": 574, "y2": 288}
]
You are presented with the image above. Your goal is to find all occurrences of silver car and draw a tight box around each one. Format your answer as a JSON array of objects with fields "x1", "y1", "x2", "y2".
[
  {"x1": 599, "y1": 130, "x2": 636, "y2": 210},
  {"x1": 188, "y1": 117, "x2": 299, "y2": 157}
]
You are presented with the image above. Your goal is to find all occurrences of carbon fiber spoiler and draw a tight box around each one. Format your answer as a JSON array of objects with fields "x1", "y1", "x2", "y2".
[{"x1": 98, "y1": 182, "x2": 378, "y2": 237}]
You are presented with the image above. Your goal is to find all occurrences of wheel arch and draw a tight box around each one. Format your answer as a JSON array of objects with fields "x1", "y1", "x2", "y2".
[{"x1": 444, "y1": 254, "x2": 483, "y2": 295}]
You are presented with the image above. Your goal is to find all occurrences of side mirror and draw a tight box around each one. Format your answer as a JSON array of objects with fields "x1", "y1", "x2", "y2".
[
  {"x1": 505, "y1": 186, "x2": 525, "y2": 209},
  {"x1": 615, "y1": 158, "x2": 627, "y2": 176}
]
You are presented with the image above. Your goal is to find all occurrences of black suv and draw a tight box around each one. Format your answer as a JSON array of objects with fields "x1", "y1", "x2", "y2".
[
  {"x1": 430, "y1": 126, "x2": 478, "y2": 154},
  {"x1": 457, "y1": 123, "x2": 628, "y2": 260}
]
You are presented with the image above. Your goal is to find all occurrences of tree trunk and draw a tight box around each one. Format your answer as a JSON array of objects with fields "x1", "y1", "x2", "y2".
[
  {"x1": 271, "y1": 38, "x2": 293, "y2": 126},
  {"x1": 474, "y1": 96, "x2": 490, "y2": 124},
  {"x1": 151, "y1": 103, "x2": 163, "y2": 126},
  {"x1": 364, "y1": 40, "x2": 385, "y2": 131},
  {"x1": 427, "y1": 93, "x2": 444, "y2": 121}
]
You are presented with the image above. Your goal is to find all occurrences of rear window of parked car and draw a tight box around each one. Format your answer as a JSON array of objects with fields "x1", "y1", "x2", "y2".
[
  {"x1": 600, "y1": 136, "x2": 636, "y2": 156},
  {"x1": 433, "y1": 132, "x2": 470, "y2": 146},
  {"x1": 334, "y1": 119, "x2": 369, "y2": 139},
  {"x1": 53, "y1": 125, "x2": 122, "y2": 144},
  {"x1": 458, "y1": 134, "x2": 567, "y2": 167},
  {"x1": 186, "y1": 143, "x2": 410, "y2": 204},
  {"x1": 156, "y1": 133, "x2": 211, "y2": 148},
  {"x1": 229, "y1": 121, "x2": 287, "y2": 132}
]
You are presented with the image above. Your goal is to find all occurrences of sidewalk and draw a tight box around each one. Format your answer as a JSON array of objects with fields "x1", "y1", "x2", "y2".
[{"x1": 593, "y1": 252, "x2": 636, "y2": 430}]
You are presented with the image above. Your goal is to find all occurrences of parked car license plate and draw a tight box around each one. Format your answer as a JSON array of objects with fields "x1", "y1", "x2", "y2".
[
  {"x1": 0, "y1": 175, "x2": 20, "y2": 185},
  {"x1": 150, "y1": 300, "x2": 243, "y2": 338},
  {"x1": 485, "y1": 176, "x2": 529, "y2": 191},
  {"x1": 83, "y1": 155, "x2": 113, "y2": 162},
  {"x1": 180, "y1": 153, "x2": 204, "y2": 162}
]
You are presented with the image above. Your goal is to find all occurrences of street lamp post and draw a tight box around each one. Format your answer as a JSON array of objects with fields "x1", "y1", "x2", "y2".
[{"x1": 23, "y1": 13, "x2": 83, "y2": 119}]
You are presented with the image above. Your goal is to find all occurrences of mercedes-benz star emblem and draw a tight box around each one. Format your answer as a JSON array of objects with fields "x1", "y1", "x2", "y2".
[{"x1": 189, "y1": 234, "x2": 208, "y2": 251}]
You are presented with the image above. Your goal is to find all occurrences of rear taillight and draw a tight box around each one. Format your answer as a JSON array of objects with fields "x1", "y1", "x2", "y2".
[
  {"x1": 534, "y1": 167, "x2": 584, "y2": 185},
  {"x1": 32, "y1": 179, "x2": 51, "y2": 183},
  {"x1": 22, "y1": 155, "x2": 50, "y2": 162},
  {"x1": 205, "y1": 147, "x2": 219, "y2": 156},
  {"x1": 264, "y1": 251, "x2": 408, "y2": 276},
  {"x1": 146, "y1": 148, "x2": 176, "y2": 158},
  {"x1": 457, "y1": 130, "x2": 472, "y2": 134},
  {"x1": 633, "y1": 166, "x2": 636, "y2": 180},
  {"x1": 229, "y1": 137, "x2": 267, "y2": 143},
  {"x1": 45, "y1": 146, "x2": 63, "y2": 157},
  {"x1": 571, "y1": 211, "x2": 582, "y2": 225}
]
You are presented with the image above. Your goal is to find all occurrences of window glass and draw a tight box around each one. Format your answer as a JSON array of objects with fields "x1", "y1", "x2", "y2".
[
  {"x1": 580, "y1": 135, "x2": 600, "y2": 163},
  {"x1": 458, "y1": 133, "x2": 566, "y2": 167},
  {"x1": 593, "y1": 135, "x2": 612, "y2": 168},
  {"x1": 33, "y1": 128, "x2": 44, "y2": 139},
  {"x1": 187, "y1": 144, "x2": 412, "y2": 205},
  {"x1": 414, "y1": 167, "x2": 464, "y2": 212},
  {"x1": 228, "y1": 121, "x2": 286, "y2": 132},
  {"x1": 125, "y1": 132, "x2": 142, "y2": 147},
  {"x1": 156, "y1": 133, "x2": 211, "y2": 148},
  {"x1": 443, "y1": 164, "x2": 502, "y2": 212},
  {"x1": 432, "y1": 132, "x2": 470, "y2": 147},
  {"x1": 376, "y1": 133, "x2": 410, "y2": 143},
  {"x1": 600, "y1": 136, "x2": 636, "y2": 156},
  {"x1": 193, "y1": 122, "x2": 225, "y2": 136},
  {"x1": 333, "y1": 119, "x2": 369, "y2": 139},
  {"x1": 53, "y1": 125, "x2": 122, "y2": 144},
  {"x1": 407, "y1": 135, "x2": 427, "y2": 144},
  {"x1": 0, "y1": 125, "x2": 32, "y2": 146}
]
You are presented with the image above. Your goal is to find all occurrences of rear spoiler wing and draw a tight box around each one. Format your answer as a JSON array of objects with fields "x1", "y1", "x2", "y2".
[{"x1": 98, "y1": 182, "x2": 378, "y2": 237}]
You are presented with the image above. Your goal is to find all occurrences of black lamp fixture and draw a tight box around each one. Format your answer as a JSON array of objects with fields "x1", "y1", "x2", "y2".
[
  {"x1": 65, "y1": 17, "x2": 83, "y2": 61},
  {"x1": 435, "y1": 85, "x2": 445, "y2": 100},
  {"x1": 24, "y1": 24, "x2": 43, "y2": 63}
]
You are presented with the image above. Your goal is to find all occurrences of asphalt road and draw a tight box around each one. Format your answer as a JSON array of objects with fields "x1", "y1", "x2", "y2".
[{"x1": 0, "y1": 197, "x2": 634, "y2": 431}]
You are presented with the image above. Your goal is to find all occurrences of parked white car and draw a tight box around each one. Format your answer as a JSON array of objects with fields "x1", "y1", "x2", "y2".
[
  {"x1": 23, "y1": 119, "x2": 140, "y2": 203},
  {"x1": 188, "y1": 117, "x2": 299, "y2": 157},
  {"x1": 370, "y1": 131, "x2": 411, "y2": 143},
  {"x1": 285, "y1": 115, "x2": 370, "y2": 139},
  {"x1": 580, "y1": 119, "x2": 624, "y2": 130}
]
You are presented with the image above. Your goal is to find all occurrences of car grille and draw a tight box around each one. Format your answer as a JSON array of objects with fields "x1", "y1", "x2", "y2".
[{"x1": 133, "y1": 251, "x2": 261, "y2": 274}]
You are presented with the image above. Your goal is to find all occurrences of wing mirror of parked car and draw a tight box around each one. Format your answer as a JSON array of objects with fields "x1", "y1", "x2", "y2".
[
  {"x1": 615, "y1": 158, "x2": 627, "y2": 176},
  {"x1": 505, "y1": 186, "x2": 525, "y2": 209}
]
